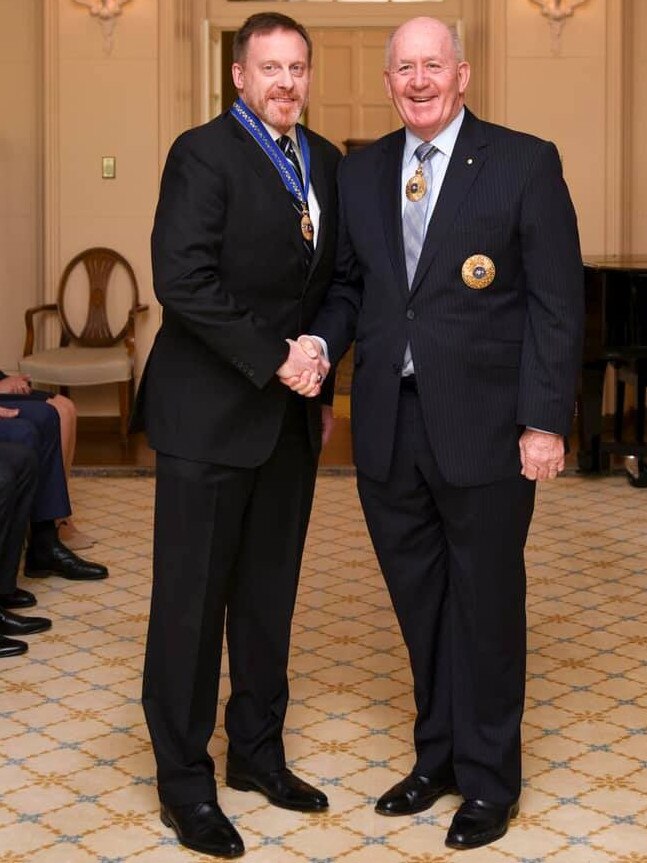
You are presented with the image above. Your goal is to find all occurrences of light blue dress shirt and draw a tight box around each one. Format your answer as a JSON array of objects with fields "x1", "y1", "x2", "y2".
[{"x1": 400, "y1": 108, "x2": 464, "y2": 376}]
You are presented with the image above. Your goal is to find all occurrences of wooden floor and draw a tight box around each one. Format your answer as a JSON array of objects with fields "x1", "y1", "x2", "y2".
[
  {"x1": 74, "y1": 417, "x2": 353, "y2": 470},
  {"x1": 74, "y1": 415, "x2": 637, "y2": 473}
]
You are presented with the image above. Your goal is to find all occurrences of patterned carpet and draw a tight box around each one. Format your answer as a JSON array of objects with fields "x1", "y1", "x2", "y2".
[{"x1": 0, "y1": 472, "x2": 646, "y2": 862}]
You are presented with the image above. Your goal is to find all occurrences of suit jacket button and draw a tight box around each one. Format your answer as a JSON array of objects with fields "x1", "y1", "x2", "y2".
[{"x1": 406, "y1": 309, "x2": 415, "y2": 320}]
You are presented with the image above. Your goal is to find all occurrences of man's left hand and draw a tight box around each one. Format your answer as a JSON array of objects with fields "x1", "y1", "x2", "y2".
[{"x1": 519, "y1": 429, "x2": 565, "y2": 481}]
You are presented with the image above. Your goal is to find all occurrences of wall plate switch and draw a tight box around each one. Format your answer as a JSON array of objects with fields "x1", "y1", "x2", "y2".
[{"x1": 102, "y1": 156, "x2": 116, "y2": 179}]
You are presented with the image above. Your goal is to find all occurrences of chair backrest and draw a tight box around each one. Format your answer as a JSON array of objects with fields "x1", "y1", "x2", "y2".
[{"x1": 57, "y1": 247, "x2": 140, "y2": 347}]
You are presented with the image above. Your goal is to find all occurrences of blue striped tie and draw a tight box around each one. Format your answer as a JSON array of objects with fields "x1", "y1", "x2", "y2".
[{"x1": 403, "y1": 143, "x2": 436, "y2": 286}]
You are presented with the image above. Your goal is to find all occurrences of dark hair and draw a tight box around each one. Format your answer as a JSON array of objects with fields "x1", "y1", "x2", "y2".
[{"x1": 232, "y1": 13, "x2": 313, "y2": 65}]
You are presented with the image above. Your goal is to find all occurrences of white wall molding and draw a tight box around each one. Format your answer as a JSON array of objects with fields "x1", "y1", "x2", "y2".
[
  {"x1": 603, "y1": 0, "x2": 628, "y2": 255},
  {"x1": 43, "y1": 0, "x2": 61, "y2": 310},
  {"x1": 158, "y1": 0, "x2": 194, "y2": 177},
  {"x1": 483, "y1": 0, "x2": 507, "y2": 124}
]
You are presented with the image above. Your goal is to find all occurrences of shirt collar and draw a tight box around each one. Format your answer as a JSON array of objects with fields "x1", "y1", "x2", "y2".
[
  {"x1": 261, "y1": 120, "x2": 298, "y2": 150},
  {"x1": 403, "y1": 107, "x2": 465, "y2": 165}
]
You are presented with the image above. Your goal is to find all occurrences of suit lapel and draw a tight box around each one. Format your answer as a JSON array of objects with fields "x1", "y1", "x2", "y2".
[
  {"x1": 228, "y1": 114, "x2": 304, "y2": 258},
  {"x1": 304, "y1": 129, "x2": 328, "y2": 280},
  {"x1": 410, "y1": 110, "x2": 489, "y2": 296},
  {"x1": 379, "y1": 129, "x2": 410, "y2": 300}
]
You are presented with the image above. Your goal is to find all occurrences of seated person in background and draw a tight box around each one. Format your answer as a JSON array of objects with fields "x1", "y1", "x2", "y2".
[
  {"x1": 0, "y1": 403, "x2": 107, "y2": 590},
  {"x1": 0, "y1": 441, "x2": 52, "y2": 658},
  {"x1": 0, "y1": 371, "x2": 93, "y2": 550}
]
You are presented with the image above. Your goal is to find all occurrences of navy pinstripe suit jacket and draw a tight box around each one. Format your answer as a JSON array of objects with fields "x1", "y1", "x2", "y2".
[{"x1": 313, "y1": 108, "x2": 585, "y2": 486}]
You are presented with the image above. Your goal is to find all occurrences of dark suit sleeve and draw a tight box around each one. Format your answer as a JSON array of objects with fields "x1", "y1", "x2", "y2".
[
  {"x1": 151, "y1": 134, "x2": 289, "y2": 389},
  {"x1": 516, "y1": 142, "x2": 584, "y2": 436},
  {"x1": 311, "y1": 163, "x2": 364, "y2": 365}
]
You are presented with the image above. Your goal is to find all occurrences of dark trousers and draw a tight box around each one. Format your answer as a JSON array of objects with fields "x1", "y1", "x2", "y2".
[
  {"x1": 357, "y1": 388, "x2": 535, "y2": 805},
  {"x1": 143, "y1": 397, "x2": 318, "y2": 805},
  {"x1": 0, "y1": 400, "x2": 70, "y2": 522},
  {"x1": 0, "y1": 443, "x2": 38, "y2": 593}
]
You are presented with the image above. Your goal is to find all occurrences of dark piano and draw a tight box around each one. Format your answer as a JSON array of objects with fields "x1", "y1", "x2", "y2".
[{"x1": 577, "y1": 255, "x2": 647, "y2": 482}]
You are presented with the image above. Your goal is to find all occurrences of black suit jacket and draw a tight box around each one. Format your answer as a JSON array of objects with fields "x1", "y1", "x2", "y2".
[
  {"x1": 313, "y1": 109, "x2": 584, "y2": 486},
  {"x1": 133, "y1": 112, "x2": 340, "y2": 466}
]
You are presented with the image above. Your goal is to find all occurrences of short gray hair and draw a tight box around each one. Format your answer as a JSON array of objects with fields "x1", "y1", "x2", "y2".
[{"x1": 384, "y1": 22, "x2": 464, "y2": 70}]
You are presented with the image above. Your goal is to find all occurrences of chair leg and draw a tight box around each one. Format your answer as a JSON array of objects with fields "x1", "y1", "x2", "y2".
[
  {"x1": 636, "y1": 360, "x2": 646, "y2": 444},
  {"x1": 614, "y1": 377, "x2": 626, "y2": 442},
  {"x1": 118, "y1": 380, "x2": 130, "y2": 443}
]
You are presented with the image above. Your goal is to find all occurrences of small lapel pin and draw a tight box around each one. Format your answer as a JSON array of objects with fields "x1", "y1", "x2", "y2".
[{"x1": 466, "y1": 157, "x2": 475, "y2": 166}]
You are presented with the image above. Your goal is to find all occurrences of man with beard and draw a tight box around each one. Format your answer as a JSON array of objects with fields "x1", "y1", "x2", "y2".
[
  {"x1": 295, "y1": 16, "x2": 583, "y2": 852},
  {"x1": 133, "y1": 12, "x2": 338, "y2": 859}
]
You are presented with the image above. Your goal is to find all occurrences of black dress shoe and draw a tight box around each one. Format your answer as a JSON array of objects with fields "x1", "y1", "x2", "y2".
[
  {"x1": 0, "y1": 588, "x2": 37, "y2": 609},
  {"x1": 445, "y1": 798, "x2": 519, "y2": 849},
  {"x1": 0, "y1": 607, "x2": 51, "y2": 636},
  {"x1": 160, "y1": 801, "x2": 244, "y2": 858},
  {"x1": 226, "y1": 753, "x2": 328, "y2": 812},
  {"x1": 375, "y1": 771, "x2": 457, "y2": 816},
  {"x1": 0, "y1": 634, "x2": 28, "y2": 657},
  {"x1": 25, "y1": 539, "x2": 108, "y2": 581}
]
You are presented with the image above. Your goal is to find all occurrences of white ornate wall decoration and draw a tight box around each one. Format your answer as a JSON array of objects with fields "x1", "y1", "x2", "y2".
[
  {"x1": 529, "y1": 0, "x2": 590, "y2": 55},
  {"x1": 71, "y1": 0, "x2": 133, "y2": 54}
]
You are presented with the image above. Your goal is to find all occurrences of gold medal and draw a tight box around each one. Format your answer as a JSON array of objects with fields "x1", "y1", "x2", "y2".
[
  {"x1": 405, "y1": 166, "x2": 427, "y2": 202},
  {"x1": 461, "y1": 254, "x2": 496, "y2": 289},
  {"x1": 301, "y1": 208, "x2": 314, "y2": 242}
]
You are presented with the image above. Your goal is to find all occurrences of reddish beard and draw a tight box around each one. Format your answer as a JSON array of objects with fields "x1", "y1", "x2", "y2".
[{"x1": 264, "y1": 94, "x2": 304, "y2": 131}]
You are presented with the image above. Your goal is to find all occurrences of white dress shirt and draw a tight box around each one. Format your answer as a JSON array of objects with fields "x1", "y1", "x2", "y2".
[{"x1": 262, "y1": 121, "x2": 321, "y2": 246}]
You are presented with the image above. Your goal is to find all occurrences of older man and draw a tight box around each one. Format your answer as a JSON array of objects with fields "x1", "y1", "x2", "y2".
[{"x1": 298, "y1": 17, "x2": 583, "y2": 850}]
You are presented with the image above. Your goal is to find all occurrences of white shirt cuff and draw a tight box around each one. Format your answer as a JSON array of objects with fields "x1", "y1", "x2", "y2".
[{"x1": 308, "y1": 335, "x2": 329, "y2": 362}]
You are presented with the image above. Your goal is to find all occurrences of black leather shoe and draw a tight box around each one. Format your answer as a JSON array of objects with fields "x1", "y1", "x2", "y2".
[
  {"x1": 445, "y1": 799, "x2": 519, "y2": 849},
  {"x1": 160, "y1": 801, "x2": 244, "y2": 858},
  {"x1": 0, "y1": 588, "x2": 36, "y2": 609},
  {"x1": 0, "y1": 607, "x2": 51, "y2": 636},
  {"x1": 0, "y1": 634, "x2": 28, "y2": 657},
  {"x1": 25, "y1": 539, "x2": 108, "y2": 581},
  {"x1": 226, "y1": 753, "x2": 328, "y2": 812},
  {"x1": 375, "y1": 772, "x2": 457, "y2": 816}
]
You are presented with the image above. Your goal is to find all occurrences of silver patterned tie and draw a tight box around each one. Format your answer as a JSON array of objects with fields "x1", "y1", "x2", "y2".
[{"x1": 403, "y1": 142, "x2": 436, "y2": 287}]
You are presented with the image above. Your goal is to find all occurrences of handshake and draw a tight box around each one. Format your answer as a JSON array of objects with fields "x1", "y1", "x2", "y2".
[{"x1": 276, "y1": 335, "x2": 330, "y2": 398}]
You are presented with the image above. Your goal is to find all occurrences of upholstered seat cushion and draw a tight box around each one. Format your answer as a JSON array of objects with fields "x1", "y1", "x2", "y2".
[{"x1": 19, "y1": 344, "x2": 131, "y2": 386}]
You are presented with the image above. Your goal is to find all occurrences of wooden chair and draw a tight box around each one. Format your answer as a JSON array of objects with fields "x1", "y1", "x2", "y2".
[{"x1": 20, "y1": 247, "x2": 148, "y2": 441}]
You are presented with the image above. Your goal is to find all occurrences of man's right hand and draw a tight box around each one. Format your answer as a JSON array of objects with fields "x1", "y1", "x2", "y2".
[
  {"x1": 277, "y1": 338, "x2": 330, "y2": 397},
  {"x1": 0, "y1": 406, "x2": 19, "y2": 419},
  {"x1": 0, "y1": 374, "x2": 31, "y2": 395}
]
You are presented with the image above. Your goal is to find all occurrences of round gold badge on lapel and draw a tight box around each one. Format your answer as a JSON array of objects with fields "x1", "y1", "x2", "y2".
[{"x1": 461, "y1": 254, "x2": 496, "y2": 290}]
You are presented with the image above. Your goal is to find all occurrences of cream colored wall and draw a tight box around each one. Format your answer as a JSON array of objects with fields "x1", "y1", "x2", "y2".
[
  {"x1": 629, "y1": 0, "x2": 647, "y2": 250},
  {"x1": 43, "y1": 0, "x2": 160, "y2": 414},
  {"x1": 487, "y1": 0, "x2": 628, "y2": 257},
  {"x1": 0, "y1": 0, "x2": 41, "y2": 372}
]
